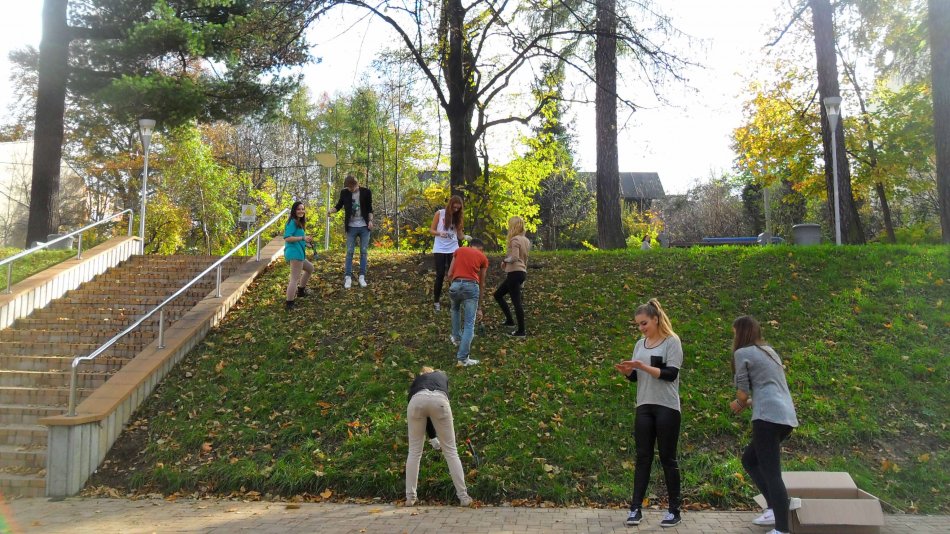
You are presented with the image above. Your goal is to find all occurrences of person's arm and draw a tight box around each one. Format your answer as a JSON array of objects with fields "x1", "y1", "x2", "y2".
[
  {"x1": 283, "y1": 222, "x2": 306, "y2": 243},
  {"x1": 730, "y1": 352, "x2": 752, "y2": 413},
  {"x1": 731, "y1": 389, "x2": 751, "y2": 414},
  {"x1": 430, "y1": 211, "x2": 443, "y2": 236},
  {"x1": 329, "y1": 190, "x2": 344, "y2": 214},
  {"x1": 365, "y1": 189, "x2": 374, "y2": 228}
]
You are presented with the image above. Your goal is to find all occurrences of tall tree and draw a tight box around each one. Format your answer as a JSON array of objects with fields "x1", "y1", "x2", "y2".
[
  {"x1": 810, "y1": 0, "x2": 866, "y2": 243},
  {"x1": 25, "y1": 0, "x2": 309, "y2": 247},
  {"x1": 930, "y1": 0, "x2": 950, "y2": 242},
  {"x1": 594, "y1": 0, "x2": 624, "y2": 249}
]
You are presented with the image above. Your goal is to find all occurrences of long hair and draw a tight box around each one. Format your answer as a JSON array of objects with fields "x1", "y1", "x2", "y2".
[
  {"x1": 732, "y1": 315, "x2": 763, "y2": 353},
  {"x1": 288, "y1": 201, "x2": 306, "y2": 228},
  {"x1": 507, "y1": 216, "x2": 525, "y2": 241},
  {"x1": 634, "y1": 298, "x2": 675, "y2": 338},
  {"x1": 443, "y1": 195, "x2": 464, "y2": 231}
]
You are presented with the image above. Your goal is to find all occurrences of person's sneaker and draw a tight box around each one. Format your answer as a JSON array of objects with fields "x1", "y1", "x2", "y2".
[
  {"x1": 766, "y1": 530, "x2": 790, "y2": 534},
  {"x1": 450, "y1": 334, "x2": 459, "y2": 346},
  {"x1": 660, "y1": 512, "x2": 681, "y2": 527},
  {"x1": 344, "y1": 276, "x2": 352, "y2": 289},
  {"x1": 429, "y1": 437, "x2": 442, "y2": 450},
  {"x1": 285, "y1": 300, "x2": 295, "y2": 310},
  {"x1": 459, "y1": 495, "x2": 473, "y2": 507},
  {"x1": 358, "y1": 275, "x2": 368, "y2": 287},
  {"x1": 405, "y1": 497, "x2": 416, "y2": 507},
  {"x1": 508, "y1": 330, "x2": 527, "y2": 338},
  {"x1": 753, "y1": 508, "x2": 775, "y2": 526},
  {"x1": 297, "y1": 286, "x2": 309, "y2": 298},
  {"x1": 625, "y1": 509, "x2": 643, "y2": 526},
  {"x1": 456, "y1": 358, "x2": 479, "y2": 367},
  {"x1": 499, "y1": 320, "x2": 515, "y2": 327},
  {"x1": 434, "y1": 302, "x2": 441, "y2": 312}
]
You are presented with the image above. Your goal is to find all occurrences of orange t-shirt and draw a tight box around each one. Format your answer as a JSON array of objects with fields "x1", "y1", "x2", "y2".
[{"x1": 451, "y1": 247, "x2": 488, "y2": 283}]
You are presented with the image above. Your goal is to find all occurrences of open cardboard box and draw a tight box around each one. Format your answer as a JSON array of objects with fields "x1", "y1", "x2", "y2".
[{"x1": 753, "y1": 471, "x2": 884, "y2": 534}]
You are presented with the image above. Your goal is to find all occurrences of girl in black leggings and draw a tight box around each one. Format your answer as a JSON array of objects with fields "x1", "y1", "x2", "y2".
[
  {"x1": 614, "y1": 299, "x2": 684, "y2": 528},
  {"x1": 730, "y1": 316, "x2": 799, "y2": 534},
  {"x1": 493, "y1": 216, "x2": 530, "y2": 337}
]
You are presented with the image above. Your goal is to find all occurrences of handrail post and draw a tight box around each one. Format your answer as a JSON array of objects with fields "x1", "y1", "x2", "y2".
[
  {"x1": 157, "y1": 309, "x2": 166, "y2": 349},
  {"x1": 215, "y1": 265, "x2": 222, "y2": 297},
  {"x1": 5, "y1": 262, "x2": 12, "y2": 294},
  {"x1": 256, "y1": 234, "x2": 262, "y2": 262},
  {"x1": 77, "y1": 233, "x2": 83, "y2": 259},
  {"x1": 128, "y1": 212, "x2": 133, "y2": 236},
  {"x1": 68, "y1": 365, "x2": 79, "y2": 417}
]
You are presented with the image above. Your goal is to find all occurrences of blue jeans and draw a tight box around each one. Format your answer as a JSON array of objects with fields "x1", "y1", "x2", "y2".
[
  {"x1": 449, "y1": 280, "x2": 479, "y2": 361},
  {"x1": 345, "y1": 226, "x2": 370, "y2": 277}
]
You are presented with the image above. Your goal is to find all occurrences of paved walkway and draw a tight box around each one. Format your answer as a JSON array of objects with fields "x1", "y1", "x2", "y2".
[{"x1": 2, "y1": 498, "x2": 948, "y2": 534}]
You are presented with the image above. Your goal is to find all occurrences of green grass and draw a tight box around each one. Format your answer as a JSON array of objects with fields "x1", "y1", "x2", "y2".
[
  {"x1": 93, "y1": 245, "x2": 949, "y2": 512},
  {"x1": 0, "y1": 247, "x2": 77, "y2": 291}
]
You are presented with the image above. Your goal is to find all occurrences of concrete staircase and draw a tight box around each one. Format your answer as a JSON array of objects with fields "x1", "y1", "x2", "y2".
[{"x1": 0, "y1": 255, "x2": 242, "y2": 497}]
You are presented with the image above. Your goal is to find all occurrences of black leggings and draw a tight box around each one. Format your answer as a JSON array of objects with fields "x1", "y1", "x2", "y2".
[
  {"x1": 493, "y1": 270, "x2": 526, "y2": 332},
  {"x1": 631, "y1": 404, "x2": 681, "y2": 513},
  {"x1": 433, "y1": 253, "x2": 454, "y2": 303},
  {"x1": 742, "y1": 420, "x2": 794, "y2": 533}
]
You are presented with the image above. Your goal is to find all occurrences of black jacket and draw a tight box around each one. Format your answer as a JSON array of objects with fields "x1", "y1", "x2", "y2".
[{"x1": 334, "y1": 187, "x2": 373, "y2": 232}]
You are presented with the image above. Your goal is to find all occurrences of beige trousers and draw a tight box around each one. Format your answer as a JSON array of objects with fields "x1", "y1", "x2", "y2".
[
  {"x1": 405, "y1": 390, "x2": 470, "y2": 502},
  {"x1": 285, "y1": 259, "x2": 314, "y2": 300}
]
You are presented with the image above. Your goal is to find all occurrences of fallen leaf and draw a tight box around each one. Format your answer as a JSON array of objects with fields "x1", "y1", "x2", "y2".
[{"x1": 321, "y1": 489, "x2": 333, "y2": 499}]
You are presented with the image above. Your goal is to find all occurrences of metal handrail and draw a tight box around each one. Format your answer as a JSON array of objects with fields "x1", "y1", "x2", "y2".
[
  {"x1": 66, "y1": 207, "x2": 289, "y2": 416},
  {"x1": 2, "y1": 209, "x2": 134, "y2": 294}
]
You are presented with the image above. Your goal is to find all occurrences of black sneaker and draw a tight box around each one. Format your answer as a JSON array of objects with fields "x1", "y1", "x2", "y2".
[
  {"x1": 285, "y1": 300, "x2": 295, "y2": 310},
  {"x1": 625, "y1": 509, "x2": 643, "y2": 526},
  {"x1": 508, "y1": 330, "x2": 527, "y2": 338},
  {"x1": 297, "y1": 287, "x2": 310, "y2": 298},
  {"x1": 660, "y1": 512, "x2": 681, "y2": 527}
]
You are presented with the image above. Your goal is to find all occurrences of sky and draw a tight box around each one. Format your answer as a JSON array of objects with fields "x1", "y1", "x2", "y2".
[{"x1": 0, "y1": 1, "x2": 788, "y2": 195}]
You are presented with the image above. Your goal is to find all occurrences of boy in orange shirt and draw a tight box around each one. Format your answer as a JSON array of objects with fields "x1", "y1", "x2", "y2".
[{"x1": 447, "y1": 239, "x2": 488, "y2": 366}]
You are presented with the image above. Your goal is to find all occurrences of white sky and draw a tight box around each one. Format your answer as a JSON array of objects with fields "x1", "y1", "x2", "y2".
[{"x1": 0, "y1": 1, "x2": 787, "y2": 195}]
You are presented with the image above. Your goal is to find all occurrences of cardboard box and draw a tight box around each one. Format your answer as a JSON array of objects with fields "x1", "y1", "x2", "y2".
[{"x1": 753, "y1": 472, "x2": 884, "y2": 534}]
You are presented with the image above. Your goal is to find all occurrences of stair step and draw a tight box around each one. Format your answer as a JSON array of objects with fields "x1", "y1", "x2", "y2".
[
  {"x1": 0, "y1": 424, "x2": 47, "y2": 447},
  {"x1": 0, "y1": 370, "x2": 111, "y2": 389},
  {"x1": 0, "y1": 472, "x2": 46, "y2": 497},
  {"x1": 0, "y1": 404, "x2": 66, "y2": 425},
  {"x1": 0, "y1": 341, "x2": 144, "y2": 357},
  {"x1": 0, "y1": 354, "x2": 130, "y2": 373},
  {"x1": 0, "y1": 386, "x2": 89, "y2": 406},
  {"x1": 0, "y1": 443, "x2": 46, "y2": 469}
]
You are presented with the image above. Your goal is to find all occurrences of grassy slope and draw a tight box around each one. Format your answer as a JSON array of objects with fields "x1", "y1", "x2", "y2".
[
  {"x1": 90, "y1": 245, "x2": 949, "y2": 512},
  {"x1": 0, "y1": 248, "x2": 76, "y2": 291}
]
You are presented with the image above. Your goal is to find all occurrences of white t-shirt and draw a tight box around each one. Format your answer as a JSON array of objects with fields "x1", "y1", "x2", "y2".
[
  {"x1": 349, "y1": 190, "x2": 367, "y2": 227},
  {"x1": 432, "y1": 209, "x2": 459, "y2": 254}
]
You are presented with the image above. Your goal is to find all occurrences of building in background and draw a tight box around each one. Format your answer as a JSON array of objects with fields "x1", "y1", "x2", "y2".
[{"x1": 577, "y1": 171, "x2": 666, "y2": 211}]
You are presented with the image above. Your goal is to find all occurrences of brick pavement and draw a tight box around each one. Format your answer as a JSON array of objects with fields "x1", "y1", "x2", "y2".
[{"x1": 1, "y1": 497, "x2": 948, "y2": 533}]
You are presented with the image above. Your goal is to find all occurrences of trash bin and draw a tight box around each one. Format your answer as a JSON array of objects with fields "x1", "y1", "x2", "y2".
[
  {"x1": 792, "y1": 224, "x2": 821, "y2": 245},
  {"x1": 46, "y1": 233, "x2": 74, "y2": 250}
]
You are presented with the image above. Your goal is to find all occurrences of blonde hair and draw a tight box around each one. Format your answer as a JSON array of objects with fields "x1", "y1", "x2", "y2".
[
  {"x1": 419, "y1": 366, "x2": 435, "y2": 375},
  {"x1": 507, "y1": 216, "x2": 525, "y2": 240},
  {"x1": 634, "y1": 298, "x2": 675, "y2": 338}
]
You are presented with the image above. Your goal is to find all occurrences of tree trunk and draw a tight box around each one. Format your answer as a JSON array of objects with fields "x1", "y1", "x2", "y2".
[
  {"x1": 930, "y1": 0, "x2": 950, "y2": 243},
  {"x1": 442, "y1": 0, "x2": 481, "y2": 200},
  {"x1": 25, "y1": 0, "x2": 69, "y2": 247},
  {"x1": 874, "y1": 182, "x2": 896, "y2": 242},
  {"x1": 810, "y1": 0, "x2": 866, "y2": 244},
  {"x1": 594, "y1": 0, "x2": 625, "y2": 249}
]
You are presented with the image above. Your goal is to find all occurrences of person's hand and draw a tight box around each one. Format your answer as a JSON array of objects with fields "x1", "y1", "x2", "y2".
[
  {"x1": 442, "y1": 231, "x2": 450, "y2": 238},
  {"x1": 628, "y1": 359, "x2": 646, "y2": 370},
  {"x1": 463, "y1": 234, "x2": 472, "y2": 241},
  {"x1": 327, "y1": 209, "x2": 334, "y2": 216},
  {"x1": 729, "y1": 399, "x2": 745, "y2": 414},
  {"x1": 368, "y1": 221, "x2": 375, "y2": 230},
  {"x1": 304, "y1": 236, "x2": 313, "y2": 244},
  {"x1": 614, "y1": 360, "x2": 636, "y2": 376},
  {"x1": 476, "y1": 308, "x2": 483, "y2": 321}
]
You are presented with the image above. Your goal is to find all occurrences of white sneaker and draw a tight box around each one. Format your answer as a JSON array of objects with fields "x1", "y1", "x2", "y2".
[
  {"x1": 405, "y1": 497, "x2": 416, "y2": 507},
  {"x1": 766, "y1": 530, "x2": 789, "y2": 534},
  {"x1": 450, "y1": 334, "x2": 459, "y2": 346},
  {"x1": 429, "y1": 437, "x2": 441, "y2": 450},
  {"x1": 456, "y1": 358, "x2": 479, "y2": 367},
  {"x1": 434, "y1": 302, "x2": 441, "y2": 312},
  {"x1": 344, "y1": 276, "x2": 352, "y2": 289},
  {"x1": 459, "y1": 495, "x2": 473, "y2": 507},
  {"x1": 358, "y1": 275, "x2": 367, "y2": 287},
  {"x1": 753, "y1": 508, "x2": 775, "y2": 526}
]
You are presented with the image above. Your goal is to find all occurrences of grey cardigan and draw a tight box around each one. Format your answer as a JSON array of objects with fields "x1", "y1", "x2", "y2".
[{"x1": 733, "y1": 345, "x2": 798, "y2": 427}]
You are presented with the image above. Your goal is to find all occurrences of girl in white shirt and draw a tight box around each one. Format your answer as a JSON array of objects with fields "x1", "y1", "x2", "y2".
[{"x1": 429, "y1": 195, "x2": 465, "y2": 311}]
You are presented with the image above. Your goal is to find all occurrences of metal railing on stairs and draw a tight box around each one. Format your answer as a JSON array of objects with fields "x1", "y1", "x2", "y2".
[
  {"x1": 66, "y1": 207, "x2": 289, "y2": 416},
  {"x1": 2, "y1": 209, "x2": 134, "y2": 294}
]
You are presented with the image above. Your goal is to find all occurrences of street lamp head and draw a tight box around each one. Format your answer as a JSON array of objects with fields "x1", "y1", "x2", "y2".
[
  {"x1": 823, "y1": 96, "x2": 842, "y2": 130},
  {"x1": 138, "y1": 119, "x2": 156, "y2": 151}
]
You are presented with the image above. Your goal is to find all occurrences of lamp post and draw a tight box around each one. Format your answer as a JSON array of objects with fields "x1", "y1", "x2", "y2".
[
  {"x1": 138, "y1": 119, "x2": 156, "y2": 254},
  {"x1": 314, "y1": 152, "x2": 337, "y2": 250},
  {"x1": 823, "y1": 96, "x2": 842, "y2": 246}
]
